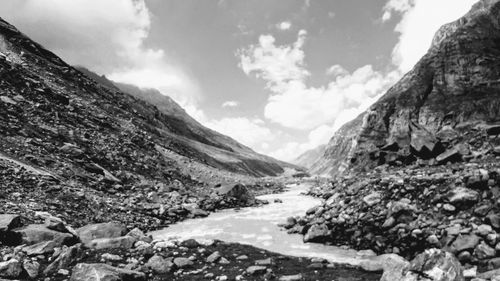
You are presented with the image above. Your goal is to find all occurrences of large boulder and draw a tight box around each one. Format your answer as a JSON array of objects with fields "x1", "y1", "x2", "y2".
[
  {"x1": 76, "y1": 222, "x2": 126, "y2": 245},
  {"x1": 402, "y1": 249, "x2": 463, "y2": 281},
  {"x1": 303, "y1": 224, "x2": 330, "y2": 243},
  {"x1": 43, "y1": 244, "x2": 82, "y2": 275},
  {"x1": 0, "y1": 259, "x2": 22, "y2": 279},
  {"x1": 0, "y1": 214, "x2": 22, "y2": 245},
  {"x1": 14, "y1": 224, "x2": 75, "y2": 246},
  {"x1": 0, "y1": 214, "x2": 21, "y2": 232},
  {"x1": 216, "y1": 184, "x2": 254, "y2": 203},
  {"x1": 70, "y1": 263, "x2": 146, "y2": 281}
]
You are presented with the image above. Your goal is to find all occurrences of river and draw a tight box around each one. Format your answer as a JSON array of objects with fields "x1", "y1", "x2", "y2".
[{"x1": 151, "y1": 184, "x2": 379, "y2": 268}]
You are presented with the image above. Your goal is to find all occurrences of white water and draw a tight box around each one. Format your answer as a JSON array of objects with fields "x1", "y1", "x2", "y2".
[{"x1": 151, "y1": 184, "x2": 378, "y2": 266}]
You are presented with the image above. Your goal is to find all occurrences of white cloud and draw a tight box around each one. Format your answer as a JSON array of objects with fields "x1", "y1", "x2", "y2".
[
  {"x1": 221, "y1": 101, "x2": 240, "y2": 108},
  {"x1": 238, "y1": 31, "x2": 399, "y2": 130},
  {"x1": 384, "y1": 0, "x2": 478, "y2": 72},
  {"x1": 206, "y1": 117, "x2": 275, "y2": 152},
  {"x1": 328, "y1": 12, "x2": 336, "y2": 19},
  {"x1": 0, "y1": 0, "x2": 201, "y2": 107},
  {"x1": 238, "y1": 30, "x2": 309, "y2": 93},
  {"x1": 277, "y1": 21, "x2": 292, "y2": 30}
]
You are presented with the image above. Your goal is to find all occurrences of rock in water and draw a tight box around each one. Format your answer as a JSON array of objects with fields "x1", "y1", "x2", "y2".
[
  {"x1": 303, "y1": 224, "x2": 329, "y2": 243},
  {"x1": 216, "y1": 184, "x2": 254, "y2": 203}
]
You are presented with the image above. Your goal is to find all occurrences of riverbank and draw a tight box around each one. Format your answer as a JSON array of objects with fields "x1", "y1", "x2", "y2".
[
  {"x1": 285, "y1": 158, "x2": 500, "y2": 279},
  {"x1": 0, "y1": 212, "x2": 382, "y2": 280}
]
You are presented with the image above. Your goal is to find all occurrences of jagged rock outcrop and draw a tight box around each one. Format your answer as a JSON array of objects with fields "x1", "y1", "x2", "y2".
[{"x1": 312, "y1": 0, "x2": 500, "y2": 176}]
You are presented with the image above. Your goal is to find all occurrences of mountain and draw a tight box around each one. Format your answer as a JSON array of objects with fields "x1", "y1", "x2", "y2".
[
  {"x1": 76, "y1": 67, "x2": 297, "y2": 179},
  {"x1": 0, "y1": 15, "x2": 299, "y2": 198},
  {"x1": 312, "y1": 0, "x2": 500, "y2": 176},
  {"x1": 291, "y1": 144, "x2": 326, "y2": 170}
]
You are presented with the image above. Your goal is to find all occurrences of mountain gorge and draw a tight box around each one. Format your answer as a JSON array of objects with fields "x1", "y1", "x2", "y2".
[{"x1": 312, "y1": 0, "x2": 500, "y2": 176}]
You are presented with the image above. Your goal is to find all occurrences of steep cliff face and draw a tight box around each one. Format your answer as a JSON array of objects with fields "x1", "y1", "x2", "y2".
[{"x1": 312, "y1": 0, "x2": 500, "y2": 176}]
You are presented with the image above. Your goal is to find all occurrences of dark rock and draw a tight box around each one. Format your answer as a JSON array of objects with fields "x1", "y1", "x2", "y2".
[{"x1": 216, "y1": 184, "x2": 254, "y2": 203}]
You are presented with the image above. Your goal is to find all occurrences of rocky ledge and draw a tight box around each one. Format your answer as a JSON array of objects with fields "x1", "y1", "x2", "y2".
[{"x1": 0, "y1": 212, "x2": 381, "y2": 281}]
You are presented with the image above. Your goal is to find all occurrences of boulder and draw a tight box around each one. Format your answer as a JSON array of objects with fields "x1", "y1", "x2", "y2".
[
  {"x1": 436, "y1": 148, "x2": 462, "y2": 164},
  {"x1": 410, "y1": 123, "x2": 439, "y2": 157},
  {"x1": 23, "y1": 260, "x2": 40, "y2": 279},
  {"x1": 43, "y1": 244, "x2": 82, "y2": 275},
  {"x1": 246, "y1": 265, "x2": 267, "y2": 275},
  {"x1": 216, "y1": 184, "x2": 254, "y2": 203},
  {"x1": 145, "y1": 255, "x2": 173, "y2": 274},
  {"x1": 206, "y1": 251, "x2": 221, "y2": 263},
  {"x1": 378, "y1": 254, "x2": 410, "y2": 281},
  {"x1": 70, "y1": 263, "x2": 146, "y2": 281},
  {"x1": 363, "y1": 191, "x2": 382, "y2": 206},
  {"x1": 86, "y1": 236, "x2": 136, "y2": 250},
  {"x1": 173, "y1": 257, "x2": 193, "y2": 268},
  {"x1": 76, "y1": 222, "x2": 126, "y2": 245},
  {"x1": 449, "y1": 234, "x2": 481, "y2": 254},
  {"x1": 126, "y1": 228, "x2": 152, "y2": 243},
  {"x1": 448, "y1": 187, "x2": 479, "y2": 207},
  {"x1": 22, "y1": 240, "x2": 58, "y2": 256},
  {"x1": 14, "y1": 224, "x2": 75, "y2": 246},
  {"x1": 303, "y1": 224, "x2": 330, "y2": 243},
  {"x1": 402, "y1": 249, "x2": 463, "y2": 281},
  {"x1": 0, "y1": 214, "x2": 21, "y2": 232},
  {"x1": 0, "y1": 259, "x2": 22, "y2": 278},
  {"x1": 474, "y1": 241, "x2": 496, "y2": 259}
]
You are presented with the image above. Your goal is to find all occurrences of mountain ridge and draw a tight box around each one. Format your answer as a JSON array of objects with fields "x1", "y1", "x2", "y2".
[{"x1": 311, "y1": 0, "x2": 500, "y2": 176}]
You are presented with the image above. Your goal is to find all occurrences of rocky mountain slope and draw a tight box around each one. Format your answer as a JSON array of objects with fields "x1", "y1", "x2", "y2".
[
  {"x1": 312, "y1": 0, "x2": 500, "y2": 176},
  {"x1": 0, "y1": 16, "x2": 295, "y2": 233},
  {"x1": 291, "y1": 144, "x2": 326, "y2": 170},
  {"x1": 76, "y1": 67, "x2": 299, "y2": 181}
]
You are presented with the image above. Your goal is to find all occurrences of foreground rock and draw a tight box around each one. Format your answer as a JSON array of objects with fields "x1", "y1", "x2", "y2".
[{"x1": 70, "y1": 263, "x2": 146, "y2": 281}]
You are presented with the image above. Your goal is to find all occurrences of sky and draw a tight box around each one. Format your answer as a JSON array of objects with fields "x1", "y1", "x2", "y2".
[{"x1": 0, "y1": 0, "x2": 479, "y2": 161}]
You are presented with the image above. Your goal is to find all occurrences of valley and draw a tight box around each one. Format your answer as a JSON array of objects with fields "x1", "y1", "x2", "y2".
[{"x1": 3, "y1": 0, "x2": 500, "y2": 281}]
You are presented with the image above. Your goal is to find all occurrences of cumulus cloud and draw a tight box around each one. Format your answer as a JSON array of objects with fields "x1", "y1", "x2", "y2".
[
  {"x1": 221, "y1": 101, "x2": 240, "y2": 108},
  {"x1": 206, "y1": 117, "x2": 275, "y2": 152},
  {"x1": 384, "y1": 0, "x2": 478, "y2": 72},
  {"x1": 277, "y1": 21, "x2": 292, "y2": 30},
  {"x1": 0, "y1": 0, "x2": 201, "y2": 107},
  {"x1": 238, "y1": 31, "x2": 399, "y2": 130}
]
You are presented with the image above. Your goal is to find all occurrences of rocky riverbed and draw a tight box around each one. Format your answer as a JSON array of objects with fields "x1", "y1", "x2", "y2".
[
  {"x1": 282, "y1": 154, "x2": 500, "y2": 280},
  {"x1": 0, "y1": 212, "x2": 383, "y2": 281}
]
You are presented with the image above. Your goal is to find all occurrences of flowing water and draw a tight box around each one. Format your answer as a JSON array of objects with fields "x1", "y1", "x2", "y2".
[{"x1": 152, "y1": 184, "x2": 379, "y2": 267}]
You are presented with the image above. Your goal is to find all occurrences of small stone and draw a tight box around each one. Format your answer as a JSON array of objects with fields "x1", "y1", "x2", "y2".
[
  {"x1": 246, "y1": 265, "x2": 267, "y2": 275},
  {"x1": 255, "y1": 258, "x2": 272, "y2": 266},
  {"x1": 23, "y1": 260, "x2": 40, "y2": 279},
  {"x1": 206, "y1": 251, "x2": 221, "y2": 263},
  {"x1": 173, "y1": 257, "x2": 193, "y2": 268},
  {"x1": 279, "y1": 274, "x2": 303, "y2": 281},
  {"x1": 474, "y1": 241, "x2": 496, "y2": 259},
  {"x1": 443, "y1": 204, "x2": 456, "y2": 212}
]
